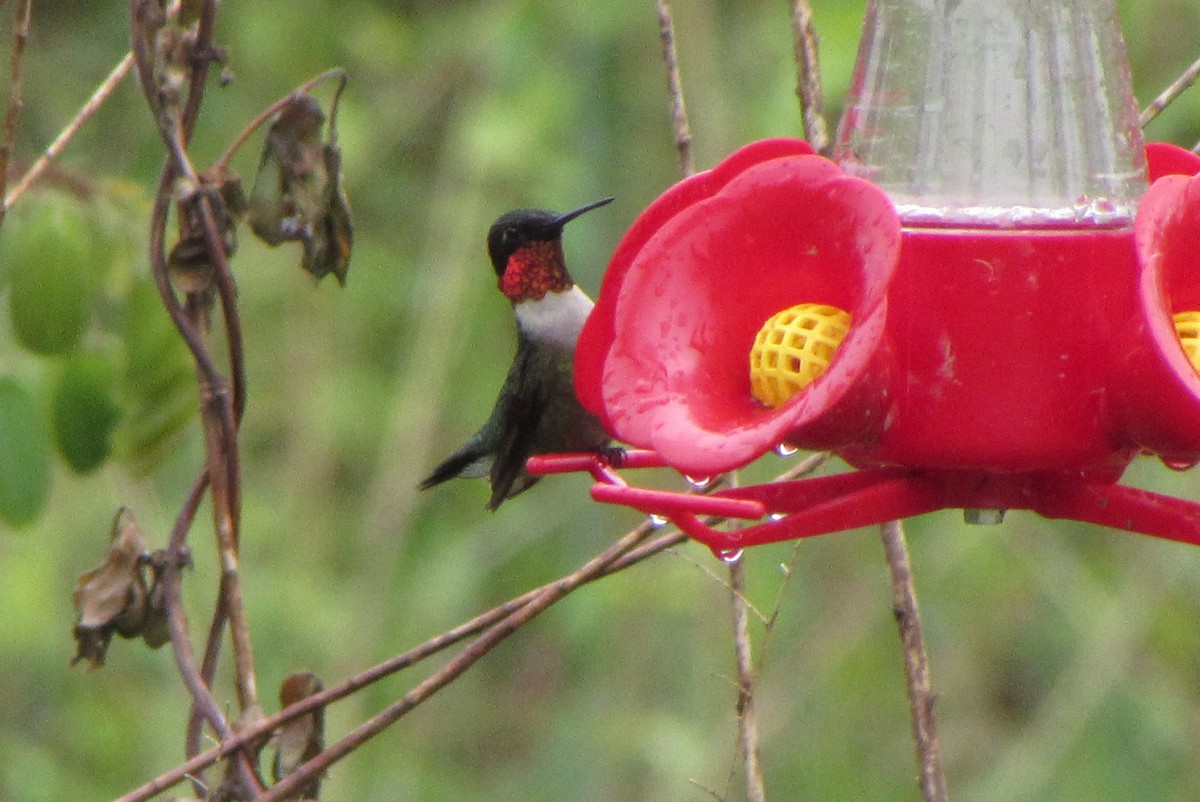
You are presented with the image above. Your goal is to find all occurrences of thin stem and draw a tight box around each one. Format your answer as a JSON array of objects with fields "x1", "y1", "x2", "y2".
[
  {"x1": 256, "y1": 520, "x2": 663, "y2": 802},
  {"x1": 121, "y1": 452, "x2": 829, "y2": 801},
  {"x1": 788, "y1": 0, "x2": 830, "y2": 154},
  {"x1": 196, "y1": 383, "x2": 257, "y2": 714},
  {"x1": 728, "y1": 556, "x2": 766, "y2": 802},
  {"x1": 119, "y1": 522, "x2": 672, "y2": 802},
  {"x1": 0, "y1": 0, "x2": 32, "y2": 224},
  {"x1": 178, "y1": 0, "x2": 217, "y2": 142},
  {"x1": 180, "y1": 0, "x2": 249, "y2": 428},
  {"x1": 162, "y1": 472, "x2": 229, "y2": 797},
  {"x1": 136, "y1": 0, "x2": 255, "y2": 669},
  {"x1": 1140, "y1": 53, "x2": 1200, "y2": 129},
  {"x1": 879, "y1": 520, "x2": 947, "y2": 802},
  {"x1": 654, "y1": 0, "x2": 693, "y2": 177},
  {"x1": 186, "y1": 581, "x2": 226, "y2": 760},
  {"x1": 212, "y1": 68, "x2": 348, "y2": 176},
  {"x1": 6, "y1": 54, "x2": 134, "y2": 211}
]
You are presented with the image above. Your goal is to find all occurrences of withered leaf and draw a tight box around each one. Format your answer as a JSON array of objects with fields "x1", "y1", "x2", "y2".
[
  {"x1": 302, "y1": 144, "x2": 352, "y2": 286},
  {"x1": 273, "y1": 670, "x2": 326, "y2": 799},
  {"x1": 139, "y1": 549, "x2": 173, "y2": 649},
  {"x1": 167, "y1": 171, "x2": 246, "y2": 295},
  {"x1": 72, "y1": 508, "x2": 147, "y2": 668},
  {"x1": 71, "y1": 508, "x2": 170, "y2": 668},
  {"x1": 247, "y1": 93, "x2": 352, "y2": 285}
]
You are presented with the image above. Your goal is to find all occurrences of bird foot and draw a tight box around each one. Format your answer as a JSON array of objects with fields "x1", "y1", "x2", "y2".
[{"x1": 597, "y1": 446, "x2": 627, "y2": 468}]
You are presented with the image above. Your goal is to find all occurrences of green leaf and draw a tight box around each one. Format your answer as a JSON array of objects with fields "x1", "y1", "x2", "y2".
[
  {"x1": 0, "y1": 377, "x2": 51, "y2": 527},
  {"x1": 3, "y1": 191, "x2": 104, "y2": 356},
  {"x1": 53, "y1": 350, "x2": 122, "y2": 474}
]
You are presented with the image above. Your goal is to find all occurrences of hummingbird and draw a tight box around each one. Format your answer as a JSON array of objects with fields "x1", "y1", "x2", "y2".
[{"x1": 419, "y1": 197, "x2": 615, "y2": 510}]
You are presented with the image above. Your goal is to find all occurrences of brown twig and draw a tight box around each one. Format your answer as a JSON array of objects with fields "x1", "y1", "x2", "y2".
[
  {"x1": 119, "y1": 522, "x2": 677, "y2": 801},
  {"x1": 728, "y1": 555, "x2": 767, "y2": 802},
  {"x1": 148, "y1": 175, "x2": 263, "y2": 796},
  {"x1": 1140, "y1": 53, "x2": 1200, "y2": 129},
  {"x1": 255, "y1": 522, "x2": 667, "y2": 801},
  {"x1": 654, "y1": 0, "x2": 693, "y2": 177},
  {"x1": 174, "y1": 0, "x2": 249, "y2": 430},
  {"x1": 160, "y1": 470, "x2": 259, "y2": 798},
  {"x1": 1, "y1": 0, "x2": 184, "y2": 212},
  {"x1": 788, "y1": 0, "x2": 830, "y2": 154},
  {"x1": 178, "y1": 0, "x2": 218, "y2": 142},
  {"x1": 0, "y1": 0, "x2": 31, "y2": 225},
  {"x1": 143, "y1": 172, "x2": 251, "y2": 767},
  {"x1": 879, "y1": 519, "x2": 947, "y2": 802},
  {"x1": 5, "y1": 52, "x2": 134, "y2": 211},
  {"x1": 119, "y1": 455, "x2": 833, "y2": 801}
]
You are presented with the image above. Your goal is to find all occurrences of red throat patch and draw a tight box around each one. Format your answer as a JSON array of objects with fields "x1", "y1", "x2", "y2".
[{"x1": 499, "y1": 240, "x2": 571, "y2": 301}]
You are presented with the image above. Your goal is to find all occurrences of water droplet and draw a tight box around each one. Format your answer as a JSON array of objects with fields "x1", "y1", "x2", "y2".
[
  {"x1": 649, "y1": 513, "x2": 669, "y2": 527},
  {"x1": 774, "y1": 443, "x2": 798, "y2": 457},
  {"x1": 769, "y1": 512, "x2": 786, "y2": 521},
  {"x1": 718, "y1": 548, "x2": 743, "y2": 564},
  {"x1": 685, "y1": 474, "x2": 712, "y2": 489},
  {"x1": 1163, "y1": 456, "x2": 1199, "y2": 472}
]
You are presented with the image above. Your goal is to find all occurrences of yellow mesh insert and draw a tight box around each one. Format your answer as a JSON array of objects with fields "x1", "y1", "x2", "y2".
[
  {"x1": 749, "y1": 303, "x2": 851, "y2": 408},
  {"x1": 1174, "y1": 311, "x2": 1200, "y2": 375}
]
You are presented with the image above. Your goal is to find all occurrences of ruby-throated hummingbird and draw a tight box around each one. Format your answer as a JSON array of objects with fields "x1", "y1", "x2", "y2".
[{"x1": 419, "y1": 198, "x2": 615, "y2": 509}]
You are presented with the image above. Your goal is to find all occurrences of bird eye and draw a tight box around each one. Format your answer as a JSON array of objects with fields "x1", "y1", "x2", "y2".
[{"x1": 502, "y1": 226, "x2": 518, "y2": 244}]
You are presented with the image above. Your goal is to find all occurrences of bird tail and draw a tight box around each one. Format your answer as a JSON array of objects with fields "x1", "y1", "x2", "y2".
[
  {"x1": 418, "y1": 447, "x2": 488, "y2": 491},
  {"x1": 486, "y1": 474, "x2": 540, "y2": 511}
]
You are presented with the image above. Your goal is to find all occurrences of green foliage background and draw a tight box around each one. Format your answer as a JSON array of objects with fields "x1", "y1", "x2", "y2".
[{"x1": 3, "y1": 1, "x2": 1200, "y2": 800}]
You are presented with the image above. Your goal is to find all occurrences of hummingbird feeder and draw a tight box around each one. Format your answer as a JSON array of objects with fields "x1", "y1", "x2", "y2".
[{"x1": 529, "y1": 0, "x2": 1200, "y2": 555}]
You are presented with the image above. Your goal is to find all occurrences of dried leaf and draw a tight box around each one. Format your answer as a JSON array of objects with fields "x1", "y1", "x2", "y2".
[
  {"x1": 167, "y1": 172, "x2": 245, "y2": 295},
  {"x1": 72, "y1": 508, "x2": 148, "y2": 668},
  {"x1": 151, "y1": 20, "x2": 194, "y2": 109},
  {"x1": 301, "y1": 144, "x2": 352, "y2": 286},
  {"x1": 273, "y1": 671, "x2": 326, "y2": 799},
  {"x1": 71, "y1": 508, "x2": 172, "y2": 668},
  {"x1": 140, "y1": 549, "x2": 173, "y2": 649},
  {"x1": 247, "y1": 93, "x2": 353, "y2": 285},
  {"x1": 248, "y1": 95, "x2": 326, "y2": 245}
]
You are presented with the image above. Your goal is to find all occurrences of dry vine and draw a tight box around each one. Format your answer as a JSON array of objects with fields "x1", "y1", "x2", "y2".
[
  {"x1": 129, "y1": 0, "x2": 261, "y2": 794},
  {"x1": 120, "y1": 456, "x2": 828, "y2": 802}
]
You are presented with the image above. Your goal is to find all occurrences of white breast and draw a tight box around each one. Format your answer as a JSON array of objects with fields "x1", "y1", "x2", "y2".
[{"x1": 514, "y1": 285, "x2": 594, "y2": 349}]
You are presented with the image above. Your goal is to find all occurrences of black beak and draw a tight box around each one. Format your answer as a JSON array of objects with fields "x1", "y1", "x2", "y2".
[{"x1": 554, "y1": 196, "x2": 614, "y2": 227}]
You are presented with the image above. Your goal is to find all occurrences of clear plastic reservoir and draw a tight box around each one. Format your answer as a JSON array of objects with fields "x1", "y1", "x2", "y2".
[{"x1": 833, "y1": 0, "x2": 1147, "y2": 226}]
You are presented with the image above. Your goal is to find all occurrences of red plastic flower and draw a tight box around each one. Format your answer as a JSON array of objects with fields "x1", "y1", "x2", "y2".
[
  {"x1": 575, "y1": 139, "x2": 902, "y2": 476},
  {"x1": 1120, "y1": 142, "x2": 1200, "y2": 461}
]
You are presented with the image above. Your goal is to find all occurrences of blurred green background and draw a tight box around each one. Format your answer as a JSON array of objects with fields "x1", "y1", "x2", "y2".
[{"x1": 3, "y1": 1, "x2": 1200, "y2": 800}]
